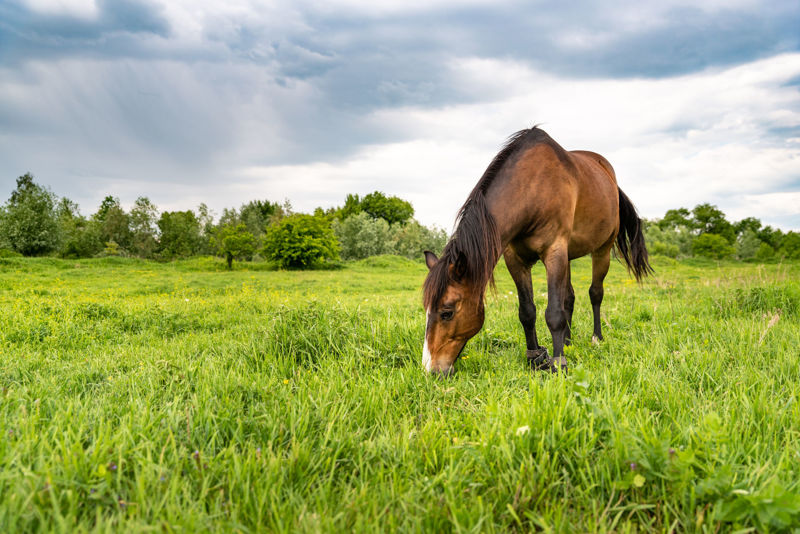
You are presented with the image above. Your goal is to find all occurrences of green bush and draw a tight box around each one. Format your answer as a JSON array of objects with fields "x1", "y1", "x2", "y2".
[
  {"x1": 333, "y1": 213, "x2": 449, "y2": 261},
  {"x1": 755, "y1": 242, "x2": 776, "y2": 261},
  {"x1": 736, "y1": 229, "x2": 763, "y2": 261},
  {"x1": 0, "y1": 173, "x2": 61, "y2": 256},
  {"x1": 780, "y1": 232, "x2": 800, "y2": 260},
  {"x1": 650, "y1": 240, "x2": 680, "y2": 258},
  {"x1": 263, "y1": 214, "x2": 339, "y2": 269},
  {"x1": 0, "y1": 248, "x2": 23, "y2": 258},
  {"x1": 333, "y1": 212, "x2": 393, "y2": 260},
  {"x1": 644, "y1": 223, "x2": 693, "y2": 258},
  {"x1": 692, "y1": 233, "x2": 735, "y2": 259},
  {"x1": 390, "y1": 219, "x2": 448, "y2": 260}
]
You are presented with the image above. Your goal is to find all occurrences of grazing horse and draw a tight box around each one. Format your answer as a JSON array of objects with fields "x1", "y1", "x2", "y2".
[{"x1": 422, "y1": 127, "x2": 652, "y2": 376}]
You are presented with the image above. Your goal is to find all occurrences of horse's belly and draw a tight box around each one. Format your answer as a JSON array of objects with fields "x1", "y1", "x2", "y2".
[{"x1": 567, "y1": 238, "x2": 595, "y2": 260}]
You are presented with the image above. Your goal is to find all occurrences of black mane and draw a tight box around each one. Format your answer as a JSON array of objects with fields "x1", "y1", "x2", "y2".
[{"x1": 423, "y1": 127, "x2": 544, "y2": 309}]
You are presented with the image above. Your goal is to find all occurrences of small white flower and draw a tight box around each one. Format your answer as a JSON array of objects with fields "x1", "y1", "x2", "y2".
[{"x1": 516, "y1": 425, "x2": 530, "y2": 436}]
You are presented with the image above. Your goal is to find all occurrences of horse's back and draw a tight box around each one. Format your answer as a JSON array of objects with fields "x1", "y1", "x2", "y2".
[{"x1": 499, "y1": 136, "x2": 621, "y2": 260}]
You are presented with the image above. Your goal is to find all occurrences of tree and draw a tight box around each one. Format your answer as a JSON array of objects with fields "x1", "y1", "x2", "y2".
[
  {"x1": 658, "y1": 208, "x2": 692, "y2": 230},
  {"x1": 129, "y1": 196, "x2": 159, "y2": 258},
  {"x1": 336, "y1": 193, "x2": 363, "y2": 220},
  {"x1": 0, "y1": 173, "x2": 61, "y2": 256},
  {"x1": 93, "y1": 196, "x2": 131, "y2": 251},
  {"x1": 757, "y1": 225, "x2": 783, "y2": 250},
  {"x1": 0, "y1": 205, "x2": 8, "y2": 250},
  {"x1": 240, "y1": 200, "x2": 280, "y2": 236},
  {"x1": 360, "y1": 191, "x2": 414, "y2": 225},
  {"x1": 263, "y1": 213, "x2": 339, "y2": 268},
  {"x1": 779, "y1": 232, "x2": 800, "y2": 260},
  {"x1": 56, "y1": 197, "x2": 102, "y2": 258},
  {"x1": 196, "y1": 203, "x2": 216, "y2": 255},
  {"x1": 157, "y1": 210, "x2": 202, "y2": 259},
  {"x1": 214, "y1": 223, "x2": 257, "y2": 269},
  {"x1": 691, "y1": 203, "x2": 735, "y2": 243},
  {"x1": 691, "y1": 233, "x2": 735, "y2": 259},
  {"x1": 734, "y1": 217, "x2": 762, "y2": 236}
]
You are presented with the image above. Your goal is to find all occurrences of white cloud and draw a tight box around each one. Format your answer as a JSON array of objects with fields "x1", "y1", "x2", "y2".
[
  {"x1": 24, "y1": 0, "x2": 98, "y2": 18},
  {"x1": 1, "y1": 2, "x2": 798, "y2": 232},
  {"x1": 223, "y1": 52, "x2": 798, "y2": 230}
]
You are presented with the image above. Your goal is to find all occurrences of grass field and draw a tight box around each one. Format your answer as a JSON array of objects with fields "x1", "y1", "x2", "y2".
[{"x1": 1, "y1": 255, "x2": 799, "y2": 532}]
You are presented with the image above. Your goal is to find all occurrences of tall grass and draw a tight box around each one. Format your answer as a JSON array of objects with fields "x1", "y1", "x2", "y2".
[{"x1": 1, "y1": 255, "x2": 798, "y2": 532}]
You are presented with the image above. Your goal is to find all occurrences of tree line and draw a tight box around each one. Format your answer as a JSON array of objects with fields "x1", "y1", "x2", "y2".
[
  {"x1": 1, "y1": 173, "x2": 798, "y2": 267},
  {"x1": 0, "y1": 173, "x2": 447, "y2": 268},
  {"x1": 644, "y1": 204, "x2": 800, "y2": 261}
]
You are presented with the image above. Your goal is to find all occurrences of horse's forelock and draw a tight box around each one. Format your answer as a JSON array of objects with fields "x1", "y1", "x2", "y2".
[{"x1": 422, "y1": 193, "x2": 501, "y2": 310}]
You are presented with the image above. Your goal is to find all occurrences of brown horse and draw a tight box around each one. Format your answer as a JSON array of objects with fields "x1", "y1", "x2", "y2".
[{"x1": 422, "y1": 127, "x2": 652, "y2": 375}]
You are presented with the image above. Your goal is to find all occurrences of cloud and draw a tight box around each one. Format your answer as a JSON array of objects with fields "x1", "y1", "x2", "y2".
[
  {"x1": 0, "y1": 0, "x2": 171, "y2": 65},
  {"x1": 0, "y1": 0, "x2": 798, "y2": 231},
  {"x1": 228, "y1": 53, "x2": 800, "y2": 230}
]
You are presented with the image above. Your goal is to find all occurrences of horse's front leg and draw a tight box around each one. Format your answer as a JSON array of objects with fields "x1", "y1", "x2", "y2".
[
  {"x1": 543, "y1": 244, "x2": 570, "y2": 372},
  {"x1": 504, "y1": 249, "x2": 548, "y2": 367}
]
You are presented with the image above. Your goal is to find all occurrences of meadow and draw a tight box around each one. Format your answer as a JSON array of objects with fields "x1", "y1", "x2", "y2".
[{"x1": 0, "y1": 254, "x2": 799, "y2": 532}]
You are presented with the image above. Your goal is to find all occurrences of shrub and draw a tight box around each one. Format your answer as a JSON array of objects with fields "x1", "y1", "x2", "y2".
[
  {"x1": 644, "y1": 222, "x2": 693, "y2": 258},
  {"x1": 692, "y1": 233, "x2": 735, "y2": 259},
  {"x1": 735, "y1": 229, "x2": 762, "y2": 261},
  {"x1": 390, "y1": 219, "x2": 448, "y2": 260},
  {"x1": 779, "y1": 232, "x2": 800, "y2": 260},
  {"x1": 263, "y1": 214, "x2": 339, "y2": 269},
  {"x1": 333, "y1": 212, "x2": 393, "y2": 260},
  {"x1": 0, "y1": 173, "x2": 61, "y2": 256},
  {"x1": 755, "y1": 242, "x2": 775, "y2": 261}
]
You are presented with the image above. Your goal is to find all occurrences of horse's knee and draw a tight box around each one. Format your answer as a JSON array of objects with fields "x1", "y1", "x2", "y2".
[{"x1": 545, "y1": 305, "x2": 566, "y2": 332}]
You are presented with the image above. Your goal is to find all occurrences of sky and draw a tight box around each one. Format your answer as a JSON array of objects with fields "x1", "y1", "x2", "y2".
[{"x1": 1, "y1": 0, "x2": 799, "y2": 231}]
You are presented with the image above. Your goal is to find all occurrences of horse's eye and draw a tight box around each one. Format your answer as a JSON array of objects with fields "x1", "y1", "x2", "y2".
[{"x1": 440, "y1": 310, "x2": 454, "y2": 321}]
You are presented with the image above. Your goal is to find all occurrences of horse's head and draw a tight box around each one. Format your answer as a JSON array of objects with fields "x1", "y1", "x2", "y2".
[{"x1": 421, "y1": 250, "x2": 486, "y2": 376}]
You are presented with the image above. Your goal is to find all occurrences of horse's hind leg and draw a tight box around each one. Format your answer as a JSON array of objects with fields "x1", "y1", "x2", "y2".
[
  {"x1": 543, "y1": 244, "x2": 570, "y2": 372},
  {"x1": 590, "y1": 249, "x2": 611, "y2": 342},
  {"x1": 564, "y1": 265, "x2": 575, "y2": 346},
  {"x1": 504, "y1": 249, "x2": 547, "y2": 365}
]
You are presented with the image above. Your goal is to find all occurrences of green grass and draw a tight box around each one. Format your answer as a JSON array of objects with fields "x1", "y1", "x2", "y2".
[{"x1": 1, "y1": 254, "x2": 799, "y2": 532}]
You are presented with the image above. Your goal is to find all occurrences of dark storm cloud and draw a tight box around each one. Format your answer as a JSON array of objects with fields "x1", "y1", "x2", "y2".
[
  {"x1": 235, "y1": 1, "x2": 800, "y2": 107},
  {"x1": 0, "y1": 0, "x2": 170, "y2": 63}
]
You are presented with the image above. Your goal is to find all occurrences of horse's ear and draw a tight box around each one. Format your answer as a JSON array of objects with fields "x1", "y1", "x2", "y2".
[{"x1": 424, "y1": 251, "x2": 438, "y2": 270}]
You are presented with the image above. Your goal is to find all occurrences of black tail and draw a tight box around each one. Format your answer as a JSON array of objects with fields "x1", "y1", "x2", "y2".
[{"x1": 616, "y1": 188, "x2": 653, "y2": 282}]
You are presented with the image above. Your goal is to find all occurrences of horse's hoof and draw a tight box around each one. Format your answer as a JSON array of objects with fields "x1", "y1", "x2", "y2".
[
  {"x1": 527, "y1": 347, "x2": 550, "y2": 371},
  {"x1": 550, "y1": 355, "x2": 568, "y2": 374}
]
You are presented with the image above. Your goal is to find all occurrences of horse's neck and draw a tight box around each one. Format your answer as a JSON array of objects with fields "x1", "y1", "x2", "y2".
[{"x1": 485, "y1": 178, "x2": 526, "y2": 249}]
